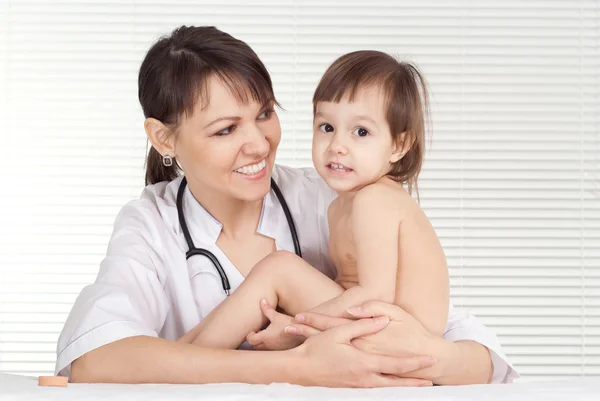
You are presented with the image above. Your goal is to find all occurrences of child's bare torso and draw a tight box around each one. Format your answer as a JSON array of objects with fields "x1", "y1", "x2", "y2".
[{"x1": 327, "y1": 194, "x2": 359, "y2": 290}]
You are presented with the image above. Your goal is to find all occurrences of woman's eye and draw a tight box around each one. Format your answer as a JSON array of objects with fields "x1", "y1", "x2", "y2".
[
  {"x1": 352, "y1": 127, "x2": 369, "y2": 137},
  {"x1": 318, "y1": 123, "x2": 334, "y2": 133},
  {"x1": 216, "y1": 125, "x2": 235, "y2": 136},
  {"x1": 258, "y1": 110, "x2": 273, "y2": 120}
]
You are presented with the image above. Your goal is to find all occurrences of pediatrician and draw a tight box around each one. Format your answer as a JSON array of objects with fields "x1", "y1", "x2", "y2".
[{"x1": 55, "y1": 25, "x2": 518, "y2": 387}]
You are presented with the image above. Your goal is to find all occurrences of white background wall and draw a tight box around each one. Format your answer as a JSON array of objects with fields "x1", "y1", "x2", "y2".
[{"x1": 0, "y1": 0, "x2": 598, "y2": 380}]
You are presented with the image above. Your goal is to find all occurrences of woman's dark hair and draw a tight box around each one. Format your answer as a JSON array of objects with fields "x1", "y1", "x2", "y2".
[{"x1": 138, "y1": 25, "x2": 278, "y2": 185}]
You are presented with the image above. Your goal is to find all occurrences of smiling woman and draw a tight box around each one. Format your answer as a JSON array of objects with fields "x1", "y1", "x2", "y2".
[{"x1": 145, "y1": 75, "x2": 281, "y2": 208}]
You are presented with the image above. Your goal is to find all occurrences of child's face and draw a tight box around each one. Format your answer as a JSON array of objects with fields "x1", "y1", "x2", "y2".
[{"x1": 312, "y1": 85, "x2": 402, "y2": 193}]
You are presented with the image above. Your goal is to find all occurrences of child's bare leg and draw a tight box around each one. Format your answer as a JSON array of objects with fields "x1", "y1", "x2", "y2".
[{"x1": 191, "y1": 250, "x2": 343, "y2": 349}]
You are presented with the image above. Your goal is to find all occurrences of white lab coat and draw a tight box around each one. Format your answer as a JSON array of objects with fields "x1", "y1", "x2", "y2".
[{"x1": 55, "y1": 164, "x2": 519, "y2": 383}]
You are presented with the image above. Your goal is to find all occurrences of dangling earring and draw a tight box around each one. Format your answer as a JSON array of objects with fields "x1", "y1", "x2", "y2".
[{"x1": 162, "y1": 155, "x2": 173, "y2": 167}]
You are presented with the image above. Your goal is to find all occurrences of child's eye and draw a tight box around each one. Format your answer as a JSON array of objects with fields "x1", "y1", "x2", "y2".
[
  {"x1": 258, "y1": 109, "x2": 273, "y2": 120},
  {"x1": 352, "y1": 127, "x2": 369, "y2": 137},
  {"x1": 215, "y1": 125, "x2": 235, "y2": 136},
  {"x1": 318, "y1": 123, "x2": 334, "y2": 133}
]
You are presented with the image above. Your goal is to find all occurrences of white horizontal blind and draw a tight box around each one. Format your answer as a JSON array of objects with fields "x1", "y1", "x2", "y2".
[{"x1": 0, "y1": 0, "x2": 598, "y2": 381}]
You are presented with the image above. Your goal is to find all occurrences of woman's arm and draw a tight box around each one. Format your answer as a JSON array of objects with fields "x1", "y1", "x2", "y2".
[
  {"x1": 71, "y1": 336, "x2": 297, "y2": 384},
  {"x1": 427, "y1": 339, "x2": 494, "y2": 385},
  {"x1": 70, "y1": 319, "x2": 437, "y2": 387}
]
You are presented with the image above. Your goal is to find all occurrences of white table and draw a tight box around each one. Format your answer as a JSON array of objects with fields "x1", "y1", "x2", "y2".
[{"x1": 1, "y1": 373, "x2": 598, "y2": 400}]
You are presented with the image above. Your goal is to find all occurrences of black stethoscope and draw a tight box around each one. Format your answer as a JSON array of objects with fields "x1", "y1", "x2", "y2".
[{"x1": 176, "y1": 176, "x2": 301, "y2": 296}]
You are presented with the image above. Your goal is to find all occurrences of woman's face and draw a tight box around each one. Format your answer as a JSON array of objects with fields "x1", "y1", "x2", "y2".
[{"x1": 173, "y1": 76, "x2": 281, "y2": 203}]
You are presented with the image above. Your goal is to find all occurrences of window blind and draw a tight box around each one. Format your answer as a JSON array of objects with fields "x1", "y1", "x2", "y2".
[{"x1": 0, "y1": 0, "x2": 598, "y2": 381}]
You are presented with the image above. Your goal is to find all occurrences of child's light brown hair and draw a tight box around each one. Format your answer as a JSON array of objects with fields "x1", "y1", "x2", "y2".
[{"x1": 312, "y1": 50, "x2": 429, "y2": 196}]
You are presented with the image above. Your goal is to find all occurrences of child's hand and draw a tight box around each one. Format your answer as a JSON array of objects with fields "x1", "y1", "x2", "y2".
[{"x1": 246, "y1": 299, "x2": 305, "y2": 351}]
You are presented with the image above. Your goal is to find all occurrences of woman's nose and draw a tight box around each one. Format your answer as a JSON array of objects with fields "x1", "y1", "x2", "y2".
[{"x1": 243, "y1": 124, "x2": 270, "y2": 155}]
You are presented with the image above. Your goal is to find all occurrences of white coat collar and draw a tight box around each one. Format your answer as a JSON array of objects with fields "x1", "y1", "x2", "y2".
[
  {"x1": 183, "y1": 183, "x2": 222, "y2": 245},
  {"x1": 258, "y1": 166, "x2": 297, "y2": 253},
  {"x1": 181, "y1": 166, "x2": 295, "y2": 253}
]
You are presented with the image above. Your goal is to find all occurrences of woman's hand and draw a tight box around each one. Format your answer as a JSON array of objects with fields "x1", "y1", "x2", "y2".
[
  {"x1": 286, "y1": 301, "x2": 455, "y2": 384},
  {"x1": 303, "y1": 302, "x2": 434, "y2": 357},
  {"x1": 258, "y1": 299, "x2": 429, "y2": 357},
  {"x1": 293, "y1": 314, "x2": 436, "y2": 387},
  {"x1": 341, "y1": 304, "x2": 495, "y2": 385}
]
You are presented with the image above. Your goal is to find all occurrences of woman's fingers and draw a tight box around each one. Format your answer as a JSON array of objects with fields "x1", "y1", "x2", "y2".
[
  {"x1": 284, "y1": 323, "x2": 321, "y2": 338},
  {"x1": 294, "y1": 312, "x2": 354, "y2": 331},
  {"x1": 347, "y1": 300, "x2": 409, "y2": 320},
  {"x1": 368, "y1": 354, "x2": 437, "y2": 377},
  {"x1": 331, "y1": 316, "x2": 390, "y2": 343}
]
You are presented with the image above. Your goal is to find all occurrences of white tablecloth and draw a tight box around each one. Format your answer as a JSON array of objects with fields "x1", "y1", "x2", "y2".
[{"x1": 1, "y1": 373, "x2": 598, "y2": 400}]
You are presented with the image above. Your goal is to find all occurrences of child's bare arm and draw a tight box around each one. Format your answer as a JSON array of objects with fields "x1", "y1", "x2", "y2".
[
  {"x1": 305, "y1": 185, "x2": 400, "y2": 317},
  {"x1": 307, "y1": 184, "x2": 449, "y2": 338}
]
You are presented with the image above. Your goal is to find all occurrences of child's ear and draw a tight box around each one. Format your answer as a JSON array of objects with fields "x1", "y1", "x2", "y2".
[
  {"x1": 145, "y1": 118, "x2": 176, "y2": 157},
  {"x1": 390, "y1": 131, "x2": 414, "y2": 163}
]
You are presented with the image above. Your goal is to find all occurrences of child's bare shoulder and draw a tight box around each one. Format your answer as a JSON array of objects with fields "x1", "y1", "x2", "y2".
[{"x1": 350, "y1": 178, "x2": 415, "y2": 220}]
